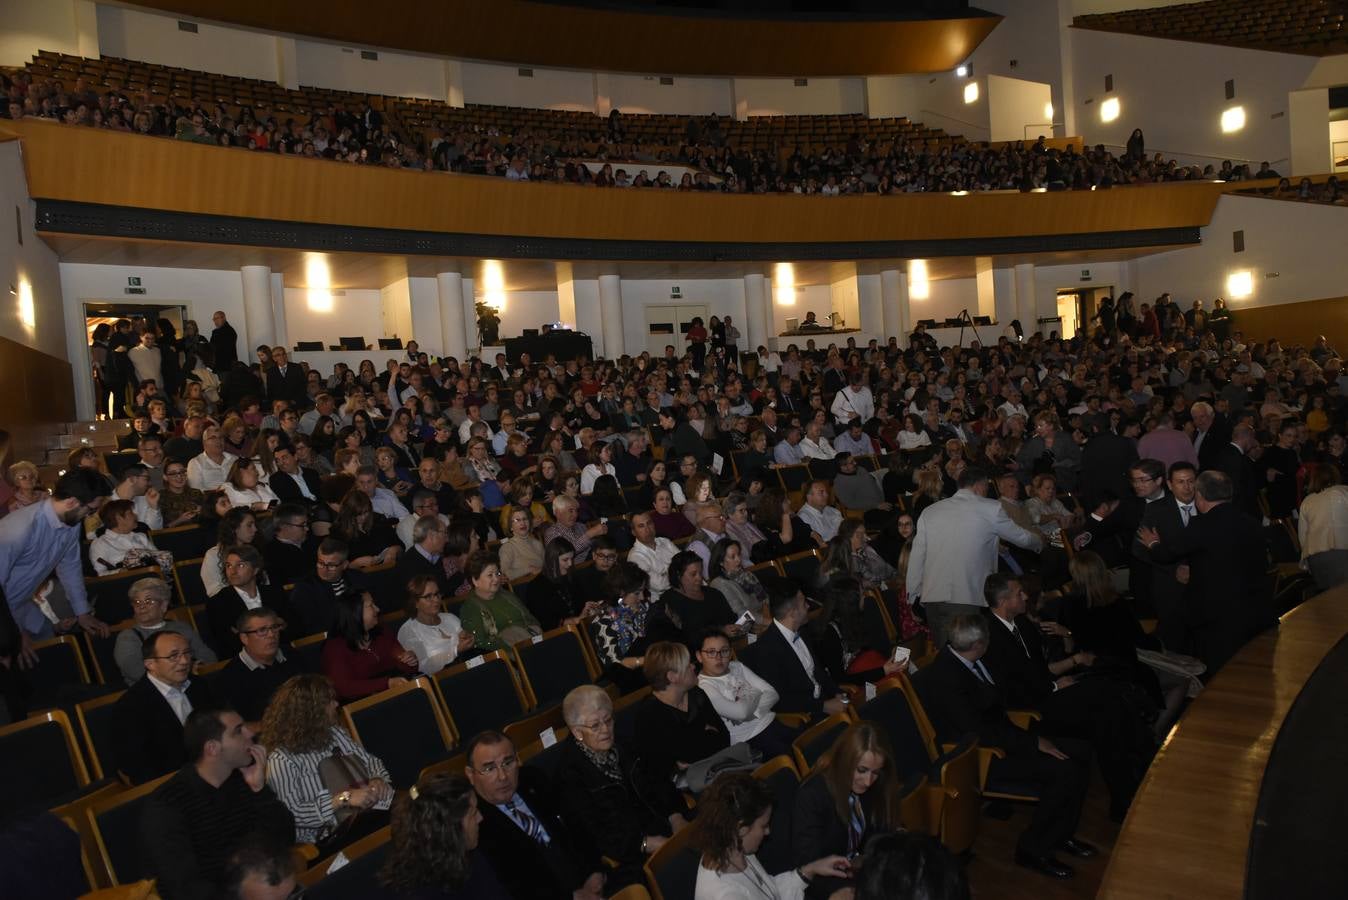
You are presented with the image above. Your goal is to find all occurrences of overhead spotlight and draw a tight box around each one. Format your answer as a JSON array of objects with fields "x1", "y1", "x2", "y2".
[
  {"x1": 1100, "y1": 97, "x2": 1121, "y2": 123},
  {"x1": 963, "y1": 82, "x2": 979, "y2": 104},
  {"x1": 956, "y1": 63, "x2": 972, "y2": 78},
  {"x1": 1221, "y1": 105, "x2": 1246, "y2": 133},
  {"x1": 1226, "y1": 270, "x2": 1253, "y2": 299}
]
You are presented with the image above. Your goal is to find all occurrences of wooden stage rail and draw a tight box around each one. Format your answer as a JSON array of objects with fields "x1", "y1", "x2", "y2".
[
  {"x1": 1098, "y1": 583, "x2": 1348, "y2": 900},
  {"x1": 2, "y1": 119, "x2": 1236, "y2": 250}
]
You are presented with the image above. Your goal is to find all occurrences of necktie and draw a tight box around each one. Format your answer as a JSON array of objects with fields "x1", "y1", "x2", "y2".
[
  {"x1": 507, "y1": 799, "x2": 550, "y2": 845},
  {"x1": 847, "y1": 794, "x2": 865, "y2": 856},
  {"x1": 973, "y1": 660, "x2": 995, "y2": 685},
  {"x1": 1010, "y1": 623, "x2": 1030, "y2": 657},
  {"x1": 1180, "y1": 504, "x2": 1194, "y2": 526}
]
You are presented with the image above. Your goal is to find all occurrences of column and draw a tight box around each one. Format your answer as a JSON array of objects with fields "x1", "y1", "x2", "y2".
[
  {"x1": 597, "y1": 274, "x2": 625, "y2": 359},
  {"x1": 975, "y1": 256, "x2": 997, "y2": 321},
  {"x1": 1014, "y1": 263, "x2": 1037, "y2": 338},
  {"x1": 743, "y1": 273, "x2": 769, "y2": 352},
  {"x1": 240, "y1": 265, "x2": 275, "y2": 350},
  {"x1": 269, "y1": 272, "x2": 288, "y2": 351},
  {"x1": 436, "y1": 272, "x2": 467, "y2": 360},
  {"x1": 444, "y1": 59, "x2": 465, "y2": 107},
  {"x1": 880, "y1": 268, "x2": 910, "y2": 342},
  {"x1": 857, "y1": 274, "x2": 883, "y2": 340},
  {"x1": 460, "y1": 278, "x2": 478, "y2": 354}
]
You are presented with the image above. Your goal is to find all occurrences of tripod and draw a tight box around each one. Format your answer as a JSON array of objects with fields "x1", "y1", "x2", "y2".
[{"x1": 954, "y1": 308, "x2": 985, "y2": 348}]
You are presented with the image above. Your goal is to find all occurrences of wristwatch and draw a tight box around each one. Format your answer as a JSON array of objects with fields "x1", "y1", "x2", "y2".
[{"x1": 337, "y1": 790, "x2": 352, "y2": 808}]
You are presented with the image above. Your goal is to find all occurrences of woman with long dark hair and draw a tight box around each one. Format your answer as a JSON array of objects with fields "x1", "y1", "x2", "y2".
[
  {"x1": 320, "y1": 591, "x2": 417, "y2": 701},
  {"x1": 380, "y1": 773, "x2": 509, "y2": 899},
  {"x1": 526, "y1": 537, "x2": 600, "y2": 630}
]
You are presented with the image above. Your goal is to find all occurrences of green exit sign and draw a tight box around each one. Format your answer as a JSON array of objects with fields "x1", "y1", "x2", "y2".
[{"x1": 128, "y1": 276, "x2": 142, "y2": 286}]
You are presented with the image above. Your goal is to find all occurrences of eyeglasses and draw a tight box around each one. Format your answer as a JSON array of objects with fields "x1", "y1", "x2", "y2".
[
  {"x1": 150, "y1": 650, "x2": 194, "y2": 663},
  {"x1": 471, "y1": 755, "x2": 519, "y2": 776},
  {"x1": 419, "y1": 591, "x2": 442, "y2": 601},
  {"x1": 165, "y1": 469, "x2": 186, "y2": 477},
  {"x1": 283, "y1": 520, "x2": 310, "y2": 529},
  {"x1": 576, "y1": 714, "x2": 614, "y2": 731},
  {"x1": 239, "y1": 623, "x2": 286, "y2": 636},
  {"x1": 132, "y1": 595, "x2": 167, "y2": 607},
  {"x1": 700, "y1": 648, "x2": 732, "y2": 658},
  {"x1": 593, "y1": 552, "x2": 618, "y2": 562}
]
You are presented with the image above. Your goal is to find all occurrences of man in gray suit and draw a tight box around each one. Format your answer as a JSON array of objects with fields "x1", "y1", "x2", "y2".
[{"x1": 906, "y1": 466, "x2": 1043, "y2": 649}]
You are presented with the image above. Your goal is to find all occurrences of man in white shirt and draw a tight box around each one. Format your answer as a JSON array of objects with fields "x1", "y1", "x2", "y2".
[
  {"x1": 773, "y1": 426, "x2": 807, "y2": 465},
  {"x1": 688, "y1": 507, "x2": 728, "y2": 577},
  {"x1": 695, "y1": 630, "x2": 797, "y2": 758},
  {"x1": 830, "y1": 374, "x2": 875, "y2": 428},
  {"x1": 128, "y1": 329, "x2": 164, "y2": 389},
  {"x1": 186, "y1": 426, "x2": 238, "y2": 492},
  {"x1": 998, "y1": 391, "x2": 1030, "y2": 421},
  {"x1": 796, "y1": 479, "x2": 843, "y2": 542},
  {"x1": 627, "y1": 512, "x2": 679, "y2": 593},
  {"x1": 355, "y1": 467, "x2": 410, "y2": 521},
  {"x1": 397, "y1": 491, "x2": 450, "y2": 549},
  {"x1": 113, "y1": 465, "x2": 164, "y2": 530},
  {"x1": 799, "y1": 421, "x2": 837, "y2": 461},
  {"x1": 459, "y1": 403, "x2": 493, "y2": 445}
]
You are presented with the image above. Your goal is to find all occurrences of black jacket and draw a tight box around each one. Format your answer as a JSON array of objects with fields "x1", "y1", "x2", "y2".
[
  {"x1": 208, "y1": 323, "x2": 239, "y2": 372},
  {"x1": 1212, "y1": 443, "x2": 1260, "y2": 518},
  {"x1": 112, "y1": 675, "x2": 216, "y2": 785},
  {"x1": 1077, "y1": 432, "x2": 1138, "y2": 508},
  {"x1": 210, "y1": 652, "x2": 307, "y2": 722},
  {"x1": 912, "y1": 646, "x2": 1036, "y2": 757},
  {"x1": 791, "y1": 774, "x2": 878, "y2": 897},
  {"x1": 630, "y1": 688, "x2": 730, "y2": 783},
  {"x1": 978, "y1": 611, "x2": 1056, "y2": 710},
  {"x1": 1195, "y1": 415, "x2": 1232, "y2": 471},
  {"x1": 204, "y1": 585, "x2": 301, "y2": 658},
  {"x1": 474, "y1": 766, "x2": 601, "y2": 900},
  {"x1": 265, "y1": 364, "x2": 308, "y2": 408},
  {"x1": 269, "y1": 468, "x2": 323, "y2": 505},
  {"x1": 744, "y1": 623, "x2": 839, "y2": 715},
  {"x1": 553, "y1": 738, "x2": 684, "y2": 866}
]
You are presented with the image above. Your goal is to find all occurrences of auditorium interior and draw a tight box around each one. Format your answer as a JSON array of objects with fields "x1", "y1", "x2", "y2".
[{"x1": 1, "y1": 0, "x2": 1347, "y2": 898}]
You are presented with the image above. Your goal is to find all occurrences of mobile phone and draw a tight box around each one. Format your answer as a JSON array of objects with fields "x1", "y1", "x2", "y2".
[
  {"x1": 736, "y1": 610, "x2": 756, "y2": 626},
  {"x1": 892, "y1": 646, "x2": 912, "y2": 667}
]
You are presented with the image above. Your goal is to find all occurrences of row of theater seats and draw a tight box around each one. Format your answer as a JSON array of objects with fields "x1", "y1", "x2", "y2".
[{"x1": 1074, "y1": 0, "x2": 1348, "y2": 55}]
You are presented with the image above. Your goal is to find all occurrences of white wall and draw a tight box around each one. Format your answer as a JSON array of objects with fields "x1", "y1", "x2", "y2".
[
  {"x1": 971, "y1": 0, "x2": 1066, "y2": 136},
  {"x1": 735, "y1": 78, "x2": 866, "y2": 118},
  {"x1": 988, "y1": 75, "x2": 1053, "y2": 142},
  {"x1": 294, "y1": 40, "x2": 447, "y2": 100},
  {"x1": 496, "y1": 291, "x2": 560, "y2": 342},
  {"x1": 96, "y1": 4, "x2": 281, "y2": 84},
  {"x1": 0, "y1": 0, "x2": 81, "y2": 67},
  {"x1": 1069, "y1": 29, "x2": 1321, "y2": 169},
  {"x1": 459, "y1": 61, "x2": 597, "y2": 111},
  {"x1": 621, "y1": 278, "x2": 748, "y2": 356},
  {"x1": 1133, "y1": 194, "x2": 1348, "y2": 311},
  {"x1": 866, "y1": 73, "x2": 991, "y2": 141},
  {"x1": 604, "y1": 74, "x2": 733, "y2": 117},
  {"x1": 0, "y1": 142, "x2": 66, "y2": 360},
  {"x1": 1031, "y1": 260, "x2": 1125, "y2": 324},
  {"x1": 282, "y1": 287, "x2": 381, "y2": 347}
]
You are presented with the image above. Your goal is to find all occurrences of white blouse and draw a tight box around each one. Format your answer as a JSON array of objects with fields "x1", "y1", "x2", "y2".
[
  {"x1": 90, "y1": 530, "x2": 159, "y2": 575},
  {"x1": 695, "y1": 857, "x2": 806, "y2": 900},
  {"x1": 396, "y1": 612, "x2": 466, "y2": 675},
  {"x1": 223, "y1": 482, "x2": 279, "y2": 509},
  {"x1": 580, "y1": 462, "x2": 617, "y2": 495}
]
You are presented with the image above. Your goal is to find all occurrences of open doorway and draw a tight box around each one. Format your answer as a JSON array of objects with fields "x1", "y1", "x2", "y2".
[
  {"x1": 85, "y1": 302, "x2": 189, "y2": 420},
  {"x1": 1054, "y1": 286, "x2": 1114, "y2": 341}
]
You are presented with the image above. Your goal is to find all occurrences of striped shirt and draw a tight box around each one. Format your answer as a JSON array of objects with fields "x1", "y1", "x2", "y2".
[{"x1": 265, "y1": 725, "x2": 391, "y2": 843}]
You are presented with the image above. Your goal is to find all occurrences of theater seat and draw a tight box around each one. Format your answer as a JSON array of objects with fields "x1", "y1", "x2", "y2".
[{"x1": 340, "y1": 678, "x2": 456, "y2": 788}]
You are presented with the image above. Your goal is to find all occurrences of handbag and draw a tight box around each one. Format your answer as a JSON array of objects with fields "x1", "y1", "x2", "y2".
[
  {"x1": 318, "y1": 749, "x2": 371, "y2": 831},
  {"x1": 683, "y1": 742, "x2": 761, "y2": 794}
]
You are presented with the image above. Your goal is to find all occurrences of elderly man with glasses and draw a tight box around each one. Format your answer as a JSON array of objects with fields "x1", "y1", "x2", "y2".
[
  {"x1": 111, "y1": 630, "x2": 217, "y2": 784},
  {"x1": 212, "y1": 607, "x2": 306, "y2": 722},
  {"x1": 113, "y1": 577, "x2": 217, "y2": 686}
]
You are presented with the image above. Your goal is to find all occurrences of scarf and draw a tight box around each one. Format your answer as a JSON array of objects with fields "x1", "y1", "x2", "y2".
[{"x1": 577, "y1": 738, "x2": 623, "y2": 783}]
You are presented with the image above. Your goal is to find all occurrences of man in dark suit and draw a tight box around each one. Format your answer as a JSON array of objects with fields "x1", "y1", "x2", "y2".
[
  {"x1": 1131, "y1": 461, "x2": 1199, "y2": 652},
  {"x1": 394, "y1": 515, "x2": 450, "y2": 596},
  {"x1": 265, "y1": 347, "x2": 308, "y2": 409},
  {"x1": 747, "y1": 577, "x2": 849, "y2": 717},
  {"x1": 465, "y1": 730, "x2": 606, "y2": 900},
  {"x1": 208, "y1": 311, "x2": 239, "y2": 373},
  {"x1": 211, "y1": 607, "x2": 307, "y2": 722},
  {"x1": 1076, "y1": 425, "x2": 1139, "y2": 510},
  {"x1": 268, "y1": 445, "x2": 322, "y2": 506},
  {"x1": 981, "y1": 574, "x2": 1147, "y2": 821},
  {"x1": 1138, "y1": 470, "x2": 1274, "y2": 677},
  {"x1": 288, "y1": 539, "x2": 371, "y2": 637},
  {"x1": 1212, "y1": 424, "x2": 1261, "y2": 518},
  {"x1": 112, "y1": 631, "x2": 216, "y2": 784},
  {"x1": 1190, "y1": 401, "x2": 1231, "y2": 472},
  {"x1": 914, "y1": 614, "x2": 1092, "y2": 880},
  {"x1": 263, "y1": 502, "x2": 318, "y2": 587}
]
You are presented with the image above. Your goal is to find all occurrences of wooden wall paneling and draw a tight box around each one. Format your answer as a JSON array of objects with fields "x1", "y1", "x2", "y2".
[
  {"x1": 0, "y1": 336, "x2": 76, "y2": 428},
  {"x1": 2, "y1": 120, "x2": 1230, "y2": 248},
  {"x1": 105, "y1": 0, "x2": 1001, "y2": 78},
  {"x1": 1227, "y1": 295, "x2": 1348, "y2": 353}
]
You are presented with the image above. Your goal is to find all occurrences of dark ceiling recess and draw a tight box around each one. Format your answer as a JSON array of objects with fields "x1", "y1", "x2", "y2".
[{"x1": 530, "y1": 0, "x2": 978, "y2": 17}]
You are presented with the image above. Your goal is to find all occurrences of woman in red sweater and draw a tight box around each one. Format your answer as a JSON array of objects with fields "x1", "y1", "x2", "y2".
[{"x1": 321, "y1": 592, "x2": 418, "y2": 701}]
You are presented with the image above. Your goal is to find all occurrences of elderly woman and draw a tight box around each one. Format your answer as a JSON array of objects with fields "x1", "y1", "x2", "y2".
[
  {"x1": 651, "y1": 487, "x2": 696, "y2": 541},
  {"x1": 379, "y1": 773, "x2": 509, "y2": 900},
  {"x1": 632, "y1": 641, "x2": 731, "y2": 789},
  {"x1": 556, "y1": 684, "x2": 689, "y2": 872},
  {"x1": 261, "y1": 674, "x2": 395, "y2": 850},
  {"x1": 707, "y1": 538, "x2": 769, "y2": 623},
  {"x1": 543, "y1": 494, "x2": 607, "y2": 563},
  {"x1": 498, "y1": 506, "x2": 545, "y2": 581},
  {"x1": 722, "y1": 493, "x2": 766, "y2": 562},
  {"x1": 321, "y1": 591, "x2": 418, "y2": 701},
  {"x1": 397, "y1": 574, "x2": 474, "y2": 675},
  {"x1": 113, "y1": 577, "x2": 216, "y2": 685},
  {"x1": 695, "y1": 773, "x2": 849, "y2": 900},
  {"x1": 461, "y1": 436, "x2": 507, "y2": 508},
  {"x1": 458, "y1": 551, "x2": 542, "y2": 652},
  {"x1": 1016, "y1": 411, "x2": 1083, "y2": 492},
  {"x1": 6, "y1": 461, "x2": 48, "y2": 512}
]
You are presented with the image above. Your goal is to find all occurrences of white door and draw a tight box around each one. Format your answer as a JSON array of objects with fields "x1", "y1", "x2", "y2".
[{"x1": 645, "y1": 304, "x2": 708, "y2": 358}]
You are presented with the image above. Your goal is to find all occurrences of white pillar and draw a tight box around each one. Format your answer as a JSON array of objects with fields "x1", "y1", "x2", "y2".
[
  {"x1": 269, "y1": 272, "x2": 288, "y2": 351},
  {"x1": 857, "y1": 274, "x2": 883, "y2": 340},
  {"x1": 1014, "y1": 263, "x2": 1037, "y2": 337},
  {"x1": 975, "y1": 256, "x2": 996, "y2": 321},
  {"x1": 597, "y1": 274, "x2": 625, "y2": 359},
  {"x1": 240, "y1": 265, "x2": 275, "y2": 350},
  {"x1": 436, "y1": 272, "x2": 467, "y2": 360},
  {"x1": 461, "y1": 278, "x2": 478, "y2": 355},
  {"x1": 744, "y1": 273, "x2": 769, "y2": 352},
  {"x1": 444, "y1": 59, "x2": 464, "y2": 107},
  {"x1": 880, "y1": 268, "x2": 910, "y2": 341}
]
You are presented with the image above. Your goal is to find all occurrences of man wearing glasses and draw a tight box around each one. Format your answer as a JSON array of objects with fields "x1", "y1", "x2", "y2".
[
  {"x1": 213, "y1": 607, "x2": 306, "y2": 722},
  {"x1": 465, "y1": 730, "x2": 607, "y2": 900},
  {"x1": 263, "y1": 502, "x2": 317, "y2": 587},
  {"x1": 111, "y1": 630, "x2": 216, "y2": 784}
]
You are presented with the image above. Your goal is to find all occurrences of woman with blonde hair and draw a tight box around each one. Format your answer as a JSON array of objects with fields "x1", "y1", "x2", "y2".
[
  {"x1": 909, "y1": 463, "x2": 944, "y2": 521},
  {"x1": 6, "y1": 461, "x2": 48, "y2": 513},
  {"x1": 498, "y1": 505, "x2": 545, "y2": 581},
  {"x1": 261, "y1": 673, "x2": 394, "y2": 850}
]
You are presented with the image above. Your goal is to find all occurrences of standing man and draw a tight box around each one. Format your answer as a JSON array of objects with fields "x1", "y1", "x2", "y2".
[
  {"x1": 208, "y1": 310, "x2": 239, "y2": 373},
  {"x1": 1189, "y1": 401, "x2": 1230, "y2": 471},
  {"x1": 265, "y1": 347, "x2": 308, "y2": 409},
  {"x1": 128, "y1": 328, "x2": 165, "y2": 391},
  {"x1": 1132, "y1": 462, "x2": 1198, "y2": 652},
  {"x1": 906, "y1": 467, "x2": 1042, "y2": 649},
  {"x1": 830, "y1": 372, "x2": 875, "y2": 428}
]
